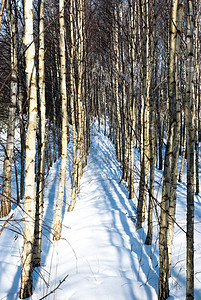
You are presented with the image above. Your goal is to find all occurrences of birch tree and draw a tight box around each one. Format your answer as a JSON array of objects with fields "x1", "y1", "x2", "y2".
[
  {"x1": 128, "y1": 0, "x2": 136, "y2": 200},
  {"x1": 33, "y1": 0, "x2": 46, "y2": 267},
  {"x1": 185, "y1": 0, "x2": 195, "y2": 298},
  {"x1": 68, "y1": 0, "x2": 85, "y2": 211},
  {"x1": 68, "y1": 0, "x2": 77, "y2": 212},
  {"x1": 76, "y1": 0, "x2": 84, "y2": 196},
  {"x1": 136, "y1": 0, "x2": 150, "y2": 230},
  {"x1": 178, "y1": 122, "x2": 186, "y2": 182},
  {"x1": 113, "y1": 0, "x2": 121, "y2": 163},
  {"x1": 0, "y1": 1, "x2": 17, "y2": 218},
  {"x1": 145, "y1": 0, "x2": 156, "y2": 245},
  {"x1": 158, "y1": 0, "x2": 178, "y2": 298},
  {"x1": 167, "y1": 0, "x2": 183, "y2": 275},
  {"x1": 53, "y1": 0, "x2": 68, "y2": 240},
  {"x1": 194, "y1": 1, "x2": 200, "y2": 196},
  {"x1": 20, "y1": 0, "x2": 37, "y2": 297}
]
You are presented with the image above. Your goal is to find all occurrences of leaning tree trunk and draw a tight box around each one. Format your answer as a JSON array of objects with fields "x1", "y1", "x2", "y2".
[
  {"x1": 53, "y1": 0, "x2": 68, "y2": 240},
  {"x1": 20, "y1": 0, "x2": 37, "y2": 298},
  {"x1": 0, "y1": 2, "x2": 17, "y2": 218},
  {"x1": 178, "y1": 121, "x2": 186, "y2": 182},
  {"x1": 185, "y1": 0, "x2": 195, "y2": 298}
]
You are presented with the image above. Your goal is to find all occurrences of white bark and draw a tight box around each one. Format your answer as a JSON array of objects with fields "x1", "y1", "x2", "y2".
[
  {"x1": 158, "y1": 0, "x2": 178, "y2": 298},
  {"x1": 136, "y1": 0, "x2": 149, "y2": 230},
  {"x1": 128, "y1": 0, "x2": 136, "y2": 200},
  {"x1": 53, "y1": 0, "x2": 68, "y2": 240},
  {"x1": 20, "y1": 0, "x2": 37, "y2": 297},
  {"x1": 68, "y1": 0, "x2": 77, "y2": 212},
  {"x1": 33, "y1": 0, "x2": 46, "y2": 267}
]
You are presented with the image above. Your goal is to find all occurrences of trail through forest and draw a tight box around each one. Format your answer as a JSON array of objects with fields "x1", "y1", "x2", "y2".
[{"x1": 0, "y1": 123, "x2": 201, "y2": 299}]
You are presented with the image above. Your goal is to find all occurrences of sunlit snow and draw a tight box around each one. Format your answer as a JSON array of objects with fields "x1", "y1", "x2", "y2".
[{"x1": 0, "y1": 121, "x2": 201, "y2": 299}]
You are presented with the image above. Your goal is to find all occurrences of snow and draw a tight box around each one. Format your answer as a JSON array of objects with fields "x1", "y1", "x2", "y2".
[{"x1": 0, "y1": 121, "x2": 201, "y2": 299}]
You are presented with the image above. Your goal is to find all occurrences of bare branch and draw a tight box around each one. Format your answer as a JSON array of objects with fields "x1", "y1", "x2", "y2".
[
  {"x1": 39, "y1": 274, "x2": 69, "y2": 300},
  {"x1": 0, "y1": 213, "x2": 14, "y2": 236}
]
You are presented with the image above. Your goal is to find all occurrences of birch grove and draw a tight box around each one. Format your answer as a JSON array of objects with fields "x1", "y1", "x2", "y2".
[{"x1": 0, "y1": 0, "x2": 200, "y2": 298}]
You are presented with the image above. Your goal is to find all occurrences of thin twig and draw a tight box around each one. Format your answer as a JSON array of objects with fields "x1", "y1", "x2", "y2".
[
  {"x1": 0, "y1": 213, "x2": 14, "y2": 236},
  {"x1": 39, "y1": 274, "x2": 69, "y2": 300}
]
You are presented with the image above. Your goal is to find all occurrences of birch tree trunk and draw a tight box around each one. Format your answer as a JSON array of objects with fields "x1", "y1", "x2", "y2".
[
  {"x1": 33, "y1": 0, "x2": 46, "y2": 267},
  {"x1": 128, "y1": 0, "x2": 136, "y2": 200},
  {"x1": 68, "y1": 0, "x2": 84, "y2": 212},
  {"x1": 0, "y1": 1, "x2": 17, "y2": 217},
  {"x1": 18, "y1": 84, "x2": 25, "y2": 200},
  {"x1": 185, "y1": 0, "x2": 195, "y2": 298},
  {"x1": 68, "y1": 0, "x2": 77, "y2": 212},
  {"x1": 136, "y1": 0, "x2": 149, "y2": 230},
  {"x1": 179, "y1": 119, "x2": 186, "y2": 182},
  {"x1": 167, "y1": 0, "x2": 183, "y2": 275},
  {"x1": 53, "y1": 0, "x2": 68, "y2": 240},
  {"x1": 157, "y1": 90, "x2": 163, "y2": 171},
  {"x1": 114, "y1": 2, "x2": 121, "y2": 163},
  {"x1": 20, "y1": 0, "x2": 37, "y2": 297},
  {"x1": 119, "y1": 2, "x2": 126, "y2": 176},
  {"x1": 76, "y1": 0, "x2": 84, "y2": 195},
  {"x1": 195, "y1": 91, "x2": 199, "y2": 195},
  {"x1": 145, "y1": 0, "x2": 156, "y2": 245},
  {"x1": 158, "y1": 0, "x2": 178, "y2": 298},
  {"x1": 194, "y1": 5, "x2": 200, "y2": 196}
]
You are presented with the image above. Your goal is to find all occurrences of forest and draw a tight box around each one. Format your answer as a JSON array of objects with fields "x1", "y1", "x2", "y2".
[{"x1": 0, "y1": 0, "x2": 200, "y2": 299}]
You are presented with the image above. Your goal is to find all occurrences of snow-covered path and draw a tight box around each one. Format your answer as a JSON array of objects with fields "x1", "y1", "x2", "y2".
[{"x1": 39, "y1": 128, "x2": 158, "y2": 300}]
